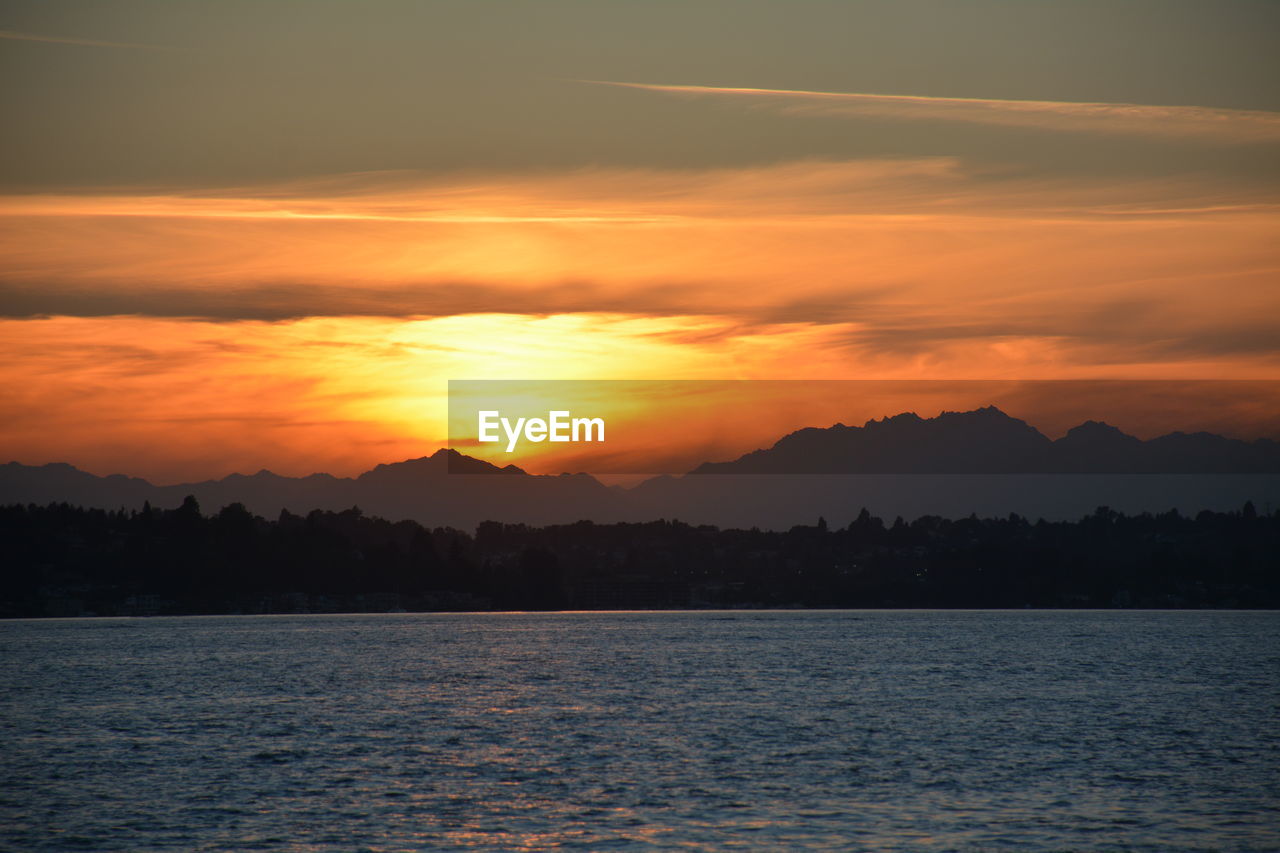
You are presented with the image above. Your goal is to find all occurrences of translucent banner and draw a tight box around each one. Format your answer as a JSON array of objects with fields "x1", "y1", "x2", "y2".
[{"x1": 446, "y1": 380, "x2": 1280, "y2": 475}]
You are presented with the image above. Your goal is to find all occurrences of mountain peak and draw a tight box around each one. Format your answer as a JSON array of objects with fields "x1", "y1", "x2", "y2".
[
  {"x1": 938, "y1": 405, "x2": 1016, "y2": 420},
  {"x1": 1064, "y1": 420, "x2": 1130, "y2": 439},
  {"x1": 868, "y1": 411, "x2": 924, "y2": 427},
  {"x1": 361, "y1": 449, "x2": 527, "y2": 478}
]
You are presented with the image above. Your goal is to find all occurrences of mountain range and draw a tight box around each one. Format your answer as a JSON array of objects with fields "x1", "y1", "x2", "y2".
[
  {"x1": 5, "y1": 408, "x2": 1278, "y2": 529},
  {"x1": 693, "y1": 406, "x2": 1280, "y2": 474}
]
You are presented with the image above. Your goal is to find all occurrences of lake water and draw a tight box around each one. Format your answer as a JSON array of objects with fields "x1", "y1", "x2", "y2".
[{"x1": 1, "y1": 611, "x2": 1277, "y2": 851}]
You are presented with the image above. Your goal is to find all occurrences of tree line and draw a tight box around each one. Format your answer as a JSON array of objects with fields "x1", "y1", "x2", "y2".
[{"x1": 2, "y1": 496, "x2": 1276, "y2": 616}]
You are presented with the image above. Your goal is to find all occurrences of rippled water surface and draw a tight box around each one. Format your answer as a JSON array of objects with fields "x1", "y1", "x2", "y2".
[{"x1": 2, "y1": 611, "x2": 1278, "y2": 851}]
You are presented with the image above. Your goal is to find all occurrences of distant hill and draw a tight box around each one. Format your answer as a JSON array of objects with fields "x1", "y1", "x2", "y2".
[
  {"x1": 0, "y1": 449, "x2": 623, "y2": 530},
  {"x1": 4, "y1": 409, "x2": 1279, "y2": 528},
  {"x1": 691, "y1": 407, "x2": 1280, "y2": 474}
]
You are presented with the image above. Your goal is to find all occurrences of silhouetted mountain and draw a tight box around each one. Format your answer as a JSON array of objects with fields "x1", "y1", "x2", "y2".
[
  {"x1": 4, "y1": 410, "x2": 1279, "y2": 529},
  {"x1": 691, "y1": 407, "x2": 1280, "y2": 474},
  {"x1": 347, "y1": 451, "x2": 616, "y2": 524},
  {"x1": 1050, "y1": 420, "x2": 1144, "y2": 473},
  {"x1": 0, "y1": 449, "x2": 623, "y2": 529},
  {"x1": 0, "y1": 462, "x2": 158, "y2": 507}
]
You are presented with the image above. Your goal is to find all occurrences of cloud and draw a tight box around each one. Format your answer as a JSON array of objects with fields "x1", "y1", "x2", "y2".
[
  {"x1": 583, "y1": 80, "x2": 1280, "y2": 144},
  {"x1": 0, "y1": 279, "x2": 706, "y2": 322},
  {"x1": 1, "y1": 162, "x2": 1276, "y2": 375},
  {"x1": 0, "y1": 28, "x2": 179, "y2": 52}
]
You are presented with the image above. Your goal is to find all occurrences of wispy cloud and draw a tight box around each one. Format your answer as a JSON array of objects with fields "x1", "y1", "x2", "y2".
[
  {"x1": 583, "y1": 80, "x2": 1280, "y2": 144},
  {"x1": 0, "y1": 28, "x2": 179, "y2": 52}
]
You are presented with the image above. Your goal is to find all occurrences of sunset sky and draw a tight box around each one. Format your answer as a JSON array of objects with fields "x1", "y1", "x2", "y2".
[{"x1": 2, "y1": 0, "x2": 1278, "y2": 482}]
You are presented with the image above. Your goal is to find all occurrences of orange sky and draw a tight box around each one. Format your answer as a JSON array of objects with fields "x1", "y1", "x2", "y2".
[
  {"x1": 2, "y1": 4, "x2": 1278, "y2": 482},
  {"x1": 2, "y1": 159, "x2": 1277, "y2": 481}
]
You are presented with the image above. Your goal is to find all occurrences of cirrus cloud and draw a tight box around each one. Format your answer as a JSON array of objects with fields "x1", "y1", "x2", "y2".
[{"x1": 583, "y1": 80, "x2": 1280, "y2": 144}]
